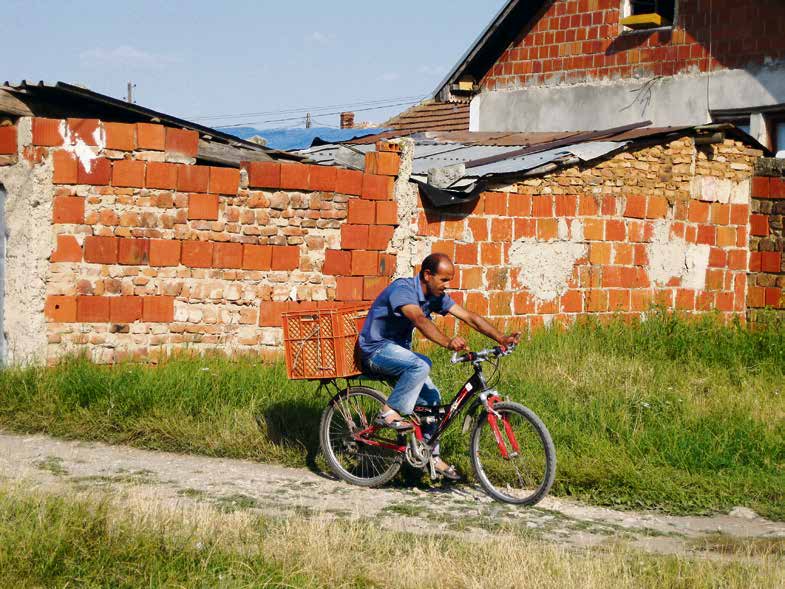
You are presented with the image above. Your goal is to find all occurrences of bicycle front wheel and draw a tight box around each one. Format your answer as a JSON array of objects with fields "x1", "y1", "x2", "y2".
[
  {"x1": 470, "y1": 401, "x2": 556, "y2": 505},
  {"x1": 320, "y1": 386, "x2": 402, "y2": 487}
]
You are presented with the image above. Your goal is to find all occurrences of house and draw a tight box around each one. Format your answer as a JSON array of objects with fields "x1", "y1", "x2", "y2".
[{"x1": 433, "y1": 0, "x2": 785, "y2": 154}]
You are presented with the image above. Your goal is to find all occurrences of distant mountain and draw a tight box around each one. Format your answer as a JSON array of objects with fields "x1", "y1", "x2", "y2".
[{"x1": 219, "y1": 126, "x2": 385, "y2": 151}]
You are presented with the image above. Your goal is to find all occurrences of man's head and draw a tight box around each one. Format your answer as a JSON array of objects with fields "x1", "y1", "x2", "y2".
[{"x1": 419, "y1": 253, "x2": 454, "y2": 297}]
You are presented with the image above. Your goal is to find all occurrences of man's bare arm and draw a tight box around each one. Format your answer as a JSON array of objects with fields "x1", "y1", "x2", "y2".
[
  {"x1": 400, "y1": 304, "x2": 467, "y2": 351},
  {"x1": 448, "y1": 304, "x2": 518, "y2": 345}
]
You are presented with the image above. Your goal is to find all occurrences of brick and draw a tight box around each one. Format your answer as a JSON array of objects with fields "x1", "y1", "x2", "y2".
[
  {"x1": 364, "y1": 152, "x2": 400, "y2": 176},
  {"x1": 118, "y1": 238, "x2": 149, "y2": 265},
  {"x1": 710, "y1": 203, "x2": 730, "y2": 225},
  {"x1": 730, "y1": 204, "x2": 749, "y2": 226},
  {"x1": 631, "y1": 289, "x2": 653, "y2": 312},
  {"x1": 323, "y1": 249, "x2": 351, "y2": 275},
  {"x1": 68, "y1": 118, "x2": 101, "y2": 146},
  {"x1": 188, "y1": 193, "x2": 219, "y2": 220},
  {"x1": 688, "y1": 200, "x2": 710, "y2": 223},
  {"x1": 647, "y1": 196, "x2": 668, "y2": 219},
  {"x1": 280, "y1": 163, "x2": 310, "y2": 190},
  {"x1": 608, "y1": 289, "x2": 631, "y2": 311},
  {"x1": 363, "y1": 276, "x2": 389, "y2": 300},
  {"x1": 165, "y1": 128, "x2": 199, "y2": 157},
  {"x1": 468, "y1": 218, "x2": 488, "y2": 241},
  {"x1": 491, "y1": 218, "x2": 513, "y2": 242},
  {"x1": 583, "y1": 218, "x2": 604, "y2": 241},
  {"x1": 727, "y1": 249, "x2": 747, "y2": 270},
  {"x1": 77, "y1": 158, "x2": 111, "y2": 185},
  {"x1": 181, "y1": 241, "x2": 213, "y2": 268},
  {"x1": 431, "y1": 240, "x2": 455, "y2": 258},
  {"x1": 52, "y1": 196, "x2": 84, "y2": 224},
  {"x1": 149, "y1": 239, "x2": 181, "y2": 267},
  {"x1": 209, "y1": 167, "x2": 240, "y2": 195},
  {"x1": 0, "y1": 125, "x2": 17, "y2": 154},
  {"x1": 705, "y1": 269, "x2": 724, "y2": 290},
  {"x1": 465, "y1": 292, "x2": 489, "y2": 315},
  {"x1": 271, "y1": 246, "x2": 300, "y2": 271},
  {"x1": 84, "y1": 235, "x2": 119, "y2": 264},
  {"x1": 765, "y1": 287, "x2": 783, "y2": 308},
  {"x1": 243, "y1": 244, "x2": 272, "y2": 270},
  {"x1": 747, "y1": 286, "x2": 765, "y2": 308},
  {"x1": 256, "y1": 301, "x2": 287, "y2": 327},
  {"x1": 112, "y1": 159, "x2": 145, "y2": 188},
  {"x1": 146, "y1": 162, "x2": 179, "y2": 189},
  {"x1": 483, "y1": 192, "x2": 507, "y2": 215},
  {"x1": 675, "y1": 289, "x2": 695, "y2": 310},
  {"x1": 367, "y1": 225, "x2": 394, "y2": 250},
  {"x1": 716, "y1": 226, "x2": 736, "y2": 247},
  {"x1": 751, "y1": 176, "x2": 770, "y2": 198},
  {"x1": 461, "y1": 267, "x2": 483, "y2": 290},
  {"x1": 77, "y1": 296, "x2": 110, "y2": 322},
  {"x1": 137, "y1": 123, "x2": 166, "y2": 150},
  {"x1": 245, "y1": 162, "x2": 281, "y2": 188},
  {"x1": 455, "y1": 243, "x2": 478, "y2": 265},
  {"x1": 537, "y1": 218, "x2": 558, "y2": 240},
  {"x1": 605, "y1": 219, "x2": 626, "y2": 241},
  {"x1": 578, "y1": 195, "x2": 598, "y2": 216},
  {"x1": 45, "y1": 295, "x2": 77, "y2": 322},
  {"x1": 178, "y1": 165, "x2": 210, "y2": 192},
  {"x1": 590, "y1": 242, "x2": 611, "y2": 265},
  {"x1": 361, "y1": 174, "x2": 394, "y2": 200},
  {"x1": 761, "y1": 252, "x2": 782, "y2": 273},
  {"x1": 347, "y1": 199, "x2": 375, "y2": 224},
  {"x1": 736, "y1": 227, "x2": 748, "y2": 248},
  {"x1": 633, "y1": 244, "x2": 648, "y2": 266},
  {"x1": 336, "y1": 276, "x2": 364, "y2": 301},
  {"x1": 771, "y1": 178, "x2": 785, "y2": 199},
  {"x1": 624, "y1": 195, "x2": 646, "y2": 218},
  {"x1": 51, "y1": 235, "x2": 82, "y2": 263},
  {"x1": 514, "y1": 291, "x2": 535, "y2": 315},
  {"x1": 697, "y1": 225, "x2": 716, "y2": 245},
  {"x1": 749, "y1": 252, "x2": 762, "y2": 272},
  {"x1": 209, "y1": 242, "x2": 242, "y2": 269},
  {"x1": 32, "y1": 118, "x2": 63, "y2": 146},
  {"x1": 375, "y1": 201, "x2": 398, "y2": 225},
  {"x1": 309, "y1": 165, "x2": 337, "y2": 191},
  {"x1": 560, "y1": 289, "x2": 583, "y2": 313},
  {"x1": 335, "y1": 168, "x2": 363, "y2": 195},
  {"x1": 142, "y1": 296, "x2": 174, "y2": 322},
  {"x1": 490, "y1": 292, "x2": 513, "y2": 315},
  {"x1": 378, "y1": 253, "x2": 396, "y2": 276},
  {"x1": 481, "y1": 242, "x2": 502, "y2": 265},
  {"x1": 103, "y1": 122, "x2": 136, "y2": 151},
  {"x1": 341, "y1": 224, "x2": 370, "y2": 249},
  {"x1": 418, "y1": 211, "x2": 442, "y2": 237},
  {"x1": 110, "y1": 296, "x2": 143, "y2": 323},
  {"x1": 531, "y1": 196, "x2": 553, "y2": 217},
  {"x1": 508, "y1": 194, "x2": 532, "y2": 216},
  {"x1": 442, "y1": 218, "x2": 465, "y2": 240},
  {"x1": 52, "y1": 151, "x2": 78, "y2": 184},
  {"x1": 750, "y1": 214, "x2": 769, "y2": 236},
  {"x1": 351, "y1": 250, "x2": 378, "y2": 276},
  {"x1": 600, "y1": 196, "x2": 616, "y2": 216},
  {"x1": 555, "y1": 195, "x2": 577, "y2": 217}
]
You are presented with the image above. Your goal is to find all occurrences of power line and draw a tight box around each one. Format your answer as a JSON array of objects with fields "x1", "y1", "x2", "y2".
[
  {"x1": 190, "y1": 93, "x2": 426, "y2": 122},
  {"x1": 214, "y1": 100, "x2": 420, "y2": 129}
]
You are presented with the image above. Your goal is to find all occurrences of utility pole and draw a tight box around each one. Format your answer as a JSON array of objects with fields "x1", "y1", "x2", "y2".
[
  {"x1": 305, "y1": 112, "x2": 312, "y2": 128},
  {"x1": 126, "y1": 82, "x2": 136, "y2": 104}
]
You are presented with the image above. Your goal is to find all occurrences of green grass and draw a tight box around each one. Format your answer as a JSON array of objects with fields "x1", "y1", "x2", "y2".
[{"x1": 1, "y1": 312, "x2": 783, "y2": 519}]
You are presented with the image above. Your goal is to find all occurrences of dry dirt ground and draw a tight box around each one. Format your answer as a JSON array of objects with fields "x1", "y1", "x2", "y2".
[{"x1": 2, "y1": 431, "x2": 783, "y2": 558}]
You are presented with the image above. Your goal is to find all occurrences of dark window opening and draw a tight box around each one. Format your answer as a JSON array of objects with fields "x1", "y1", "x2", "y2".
[{"x1": 630, "y1": 1, "x2": 675, "y2": 23}]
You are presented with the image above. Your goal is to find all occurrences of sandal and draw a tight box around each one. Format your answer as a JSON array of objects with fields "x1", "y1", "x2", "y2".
[
  {"x1": 374, "y1": 410, "x2": 414, "y2": 432},
  {"x1": 434, "y1": 463, "x2": 462, "y2": 481}
]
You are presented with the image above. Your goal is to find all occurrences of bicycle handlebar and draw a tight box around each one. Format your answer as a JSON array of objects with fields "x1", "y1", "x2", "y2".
[{"x1": 450, "y1": 343, "x2": 517, "y2": 364}]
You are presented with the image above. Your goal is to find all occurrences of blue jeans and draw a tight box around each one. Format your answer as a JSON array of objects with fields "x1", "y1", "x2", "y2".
[{"x1": 364, "y1": 343, "x2": 442, "y2": 456}]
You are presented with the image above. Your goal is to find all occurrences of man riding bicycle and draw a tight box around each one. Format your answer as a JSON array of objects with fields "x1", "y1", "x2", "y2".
[{"x1": 358, "y1": 252, "x2": 520, "y2": 480}]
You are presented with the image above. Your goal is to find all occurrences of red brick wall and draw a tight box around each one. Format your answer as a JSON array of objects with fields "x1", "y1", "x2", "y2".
[
  {"x1": 748, "y1": 174, "x2": 785, "y2": 313},
  {"x1": 483, "y1": 0, "x2": 785, "y2": 90}
]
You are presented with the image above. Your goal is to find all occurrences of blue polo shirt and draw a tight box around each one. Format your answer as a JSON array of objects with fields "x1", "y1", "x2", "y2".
[{"x1": 358, "y1": 276, "x2": 455, "y2": 358}]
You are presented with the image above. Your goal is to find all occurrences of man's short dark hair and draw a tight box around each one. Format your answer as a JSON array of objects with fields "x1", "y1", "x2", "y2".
[{"x1": 419, "y1": 253, "x2": 452, "y2": 279}]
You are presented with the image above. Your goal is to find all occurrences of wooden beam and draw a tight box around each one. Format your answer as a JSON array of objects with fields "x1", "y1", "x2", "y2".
[
  {"x1": 197, "y1": 139, "x2": 273, "y2": 167},
  {"x1": 0, "y1": 90, "x2": 33, "y2": 117}
]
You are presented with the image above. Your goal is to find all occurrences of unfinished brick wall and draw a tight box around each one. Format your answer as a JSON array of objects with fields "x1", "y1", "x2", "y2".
[
  {"x1": 748, "y1": 166, "x2": 785, "y2": 317},
  {"x1": 413, "y1": 137, "x2": 756, "y2": 335},
  {"x1": 32, "y1": 117, "x2": 400, "y2": 362},
  {"x1": 483, "y1": 0, "x2": 785, "y2": 90}
]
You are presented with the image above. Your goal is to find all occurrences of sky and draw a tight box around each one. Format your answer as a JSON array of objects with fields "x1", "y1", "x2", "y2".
[{"x1": 4, "y1": 1, "x2": 506, "y2": 130}]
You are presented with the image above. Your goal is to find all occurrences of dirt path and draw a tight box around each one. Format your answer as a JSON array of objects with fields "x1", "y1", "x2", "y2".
[{"x1": 2, "y1": 430, "x2": 783, "y2": 557}]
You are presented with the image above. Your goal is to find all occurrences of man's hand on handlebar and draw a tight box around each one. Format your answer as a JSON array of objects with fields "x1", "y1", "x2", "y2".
[
  {"x1": 498, "y1": 332, "x2": 521, "y2": 347},
  {"x1": 447, "y1": 337, "x2": 468, "y2": 352}
]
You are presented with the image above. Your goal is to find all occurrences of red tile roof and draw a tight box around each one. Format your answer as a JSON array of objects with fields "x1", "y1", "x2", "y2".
[{"x1": 383, "y1": 101, "x2": 470, "y2": 133}]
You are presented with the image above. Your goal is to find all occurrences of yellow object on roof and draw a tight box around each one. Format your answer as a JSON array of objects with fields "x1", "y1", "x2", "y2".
[{"x1": 620, "y1": 13, "x2": 667, "y2": 29}]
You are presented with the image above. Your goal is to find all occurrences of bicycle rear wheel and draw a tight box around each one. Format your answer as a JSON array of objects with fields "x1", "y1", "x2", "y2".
[
  {"x1": 470, "y1": 401, "x2": 556, "y2": 505},
  {"x1": 320, "y1": 386, "x2": 402, "y2": 487}
]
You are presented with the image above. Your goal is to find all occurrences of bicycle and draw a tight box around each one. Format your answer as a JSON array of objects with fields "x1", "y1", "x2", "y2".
[{"x1": 318, "y1": 343, "x2": 556, "y2": 505}]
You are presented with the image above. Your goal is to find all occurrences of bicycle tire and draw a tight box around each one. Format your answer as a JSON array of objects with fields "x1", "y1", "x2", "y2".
[
  {"x1": 319, "y1": 385, "x2": 402, "y2": 487},
  {"x1": 470, "y1": 401, "x2": 556, "y2": 505}
]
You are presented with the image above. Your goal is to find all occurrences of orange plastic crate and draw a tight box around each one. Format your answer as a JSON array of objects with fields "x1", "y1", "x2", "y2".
[{"x1": 282, "y1": 304, "x2": 369, "y2": 380}]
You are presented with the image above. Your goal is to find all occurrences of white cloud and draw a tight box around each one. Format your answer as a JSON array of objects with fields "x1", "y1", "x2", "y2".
[
  {"x1": 306, "y1": 32, "x2": 335, "y2": 45},
  {"x1": 377, "y1": 72, "x2": 401, "y2": 82},
  {"x1": 79, "y1": 46, "x2": 180, "y2": 69}
]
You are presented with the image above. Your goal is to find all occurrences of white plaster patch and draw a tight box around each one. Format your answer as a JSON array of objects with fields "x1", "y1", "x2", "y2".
[
  {"x1": 647, "y1": 221, "x2": 710, "y2": 289},
  {"x1": 508, "y1": 239, "x2": 587, "y2": 301},
  {"x1": 58, "y1": 120, "x2": 105, "y2": 174},
  {"x1": 691, "y1": 175, "x2": 751, "y2": 205}
]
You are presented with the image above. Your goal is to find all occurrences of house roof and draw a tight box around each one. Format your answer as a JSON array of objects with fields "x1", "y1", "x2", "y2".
[
  {"x1": 383, "y1": 100, "x2": 470, "y2": 133},
  {"x1": 1, "y1": 80, "x2": 302, "y2": 164},
  {"x1": 432, "y1": 0, "x2": 545, "y2": 101}
]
